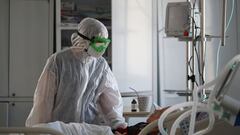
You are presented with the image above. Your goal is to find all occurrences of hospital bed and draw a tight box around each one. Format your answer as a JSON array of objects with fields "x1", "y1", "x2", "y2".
[
  {"x1": 0, "y1": 127, "x2": 64, "y2": 135},
  {"x1": 139, "y1": 108, "x2": 240, "y2": 135},
  {"x1": 139, "y1": 54, "x2": 240, "y2": 135}
]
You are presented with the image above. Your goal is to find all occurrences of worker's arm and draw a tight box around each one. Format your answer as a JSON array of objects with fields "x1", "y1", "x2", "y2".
[
  {"x1": 98, "y1": 64, "x2": 127, "y2": 129},
  {"x1": 26, "y1": 55, "x2": 58, "y2": 126}
]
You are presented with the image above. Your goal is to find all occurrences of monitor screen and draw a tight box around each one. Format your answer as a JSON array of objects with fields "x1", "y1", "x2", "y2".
[{"x1": 165, "y1": 2, "x2": 191, "y2": 37}]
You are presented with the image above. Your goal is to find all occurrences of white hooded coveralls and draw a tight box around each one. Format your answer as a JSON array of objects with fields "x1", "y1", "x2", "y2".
[{"x1": 26, "y1": 18, "x2": 126, "y2": 129}]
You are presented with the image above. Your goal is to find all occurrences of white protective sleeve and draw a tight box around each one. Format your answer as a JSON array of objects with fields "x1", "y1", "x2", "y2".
[
  {"x1": 26, "y1": 55, "x2": 57, "y2": 127},
  {"x1": 98, "y1": 68, "x2": 128, "y2": 129}
]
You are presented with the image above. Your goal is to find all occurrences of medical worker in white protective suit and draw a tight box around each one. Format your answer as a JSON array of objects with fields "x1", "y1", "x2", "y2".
[{"x1": 26, "y1": 17, "x2": 127, "y2": 131}]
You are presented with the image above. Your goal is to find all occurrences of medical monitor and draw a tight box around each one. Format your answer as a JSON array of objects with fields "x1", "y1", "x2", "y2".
[{"x1": 165, "y1": 2, "x2": 191, "y2": 37}]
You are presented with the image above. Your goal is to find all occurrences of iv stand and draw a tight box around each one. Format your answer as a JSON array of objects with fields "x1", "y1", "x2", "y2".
[
  {"x1": 199, "y1": 0, "x2": 206, "y2": 97},
  {"x1": 185, "y1": 0, "x2": 228, "y2": 101},
  {"x1": 186, "y1": 0, "x2": 196, "y2": 101}
]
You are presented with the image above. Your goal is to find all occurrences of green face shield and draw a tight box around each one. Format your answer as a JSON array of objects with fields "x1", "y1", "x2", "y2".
[
  {"x1": 89, "y1": 36, "x2": 111, "y2": 53},
  {"x1": 77, "y1": 32, "x2": 111, "y2": 57}
]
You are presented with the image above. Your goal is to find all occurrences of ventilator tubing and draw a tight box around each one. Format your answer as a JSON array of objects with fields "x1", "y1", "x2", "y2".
[{"x1": 158, "y1": 54, "x2": 240, "y2": 135}]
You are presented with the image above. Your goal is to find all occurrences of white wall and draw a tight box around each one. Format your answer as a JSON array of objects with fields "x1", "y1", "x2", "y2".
[
  {"x1": 112, "y1": 0, "x2": 153, "y2": 126},
  {"x1": 157, "y1": 0, "x2": 240, "y2": 106},
  {"x1": 205, "y1": 0, "x2": 238, "y2": 80},
  {"x1": 112, "y1": 0, "x2": 153, "y2": 93}
]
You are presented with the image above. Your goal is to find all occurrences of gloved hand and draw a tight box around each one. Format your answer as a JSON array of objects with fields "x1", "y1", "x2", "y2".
[
  {"x1": 113, "y1": 122, "x2": 148, "y2": 135},
  {"x1": 127, "y1": 122, "x2": 148, "y2": 135},
  {"x1": 112, "y1": 127, "x2": 127, "y2": 135}
]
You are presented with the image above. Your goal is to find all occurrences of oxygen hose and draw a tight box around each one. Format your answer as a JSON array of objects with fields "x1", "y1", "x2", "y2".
[{"x1": 158, "y1": 55, "x2": 240, "y2": 135}]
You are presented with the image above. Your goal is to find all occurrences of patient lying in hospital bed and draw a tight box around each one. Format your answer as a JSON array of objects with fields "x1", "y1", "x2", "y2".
[
  {"x1": 0, "y1": 117, "x2": 149, "y2": 135},
  {"x1": 35, "y1": 121, "x2": 148, "y2": 135},
  {"x1": 0, "y1": 121, "x2": 117, "y2": 135},
  {"x1": 1, "y1": 107, "x2": 238, "y2": 135},
  {"x1": 22, "y1": 118, "x2": 148, "y2": 135},
  {"x1": 35, "y1": 121, "x2": 114, "y2": 135}
]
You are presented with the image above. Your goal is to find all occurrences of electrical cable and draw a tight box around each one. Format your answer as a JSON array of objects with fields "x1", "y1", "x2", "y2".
[
  {"x1": 189, "y1": 16, "x2": 201, "y2": 87},
  {"x1": 195, "y1": 40, "x2": 205, "y2": 85},
  {"x1": 194, "y1": 30, "x2": 205, "y2": 85},
  {"x1": 192, "y1": 15, "x2": 205, "y2": 86},
  {"x1": 188, "y1": 56, "x2": 194, "y2": 73},
  {"x1": 193, "y1": 15, "x2": 205, "y2": 85},
  {"x1": 192, "y1": 10, "x2": 207, "y2": 98},
  {"x1": 188, "y1": 56, "x2": 199, "y2": 86},
  {"x1": 194, "y1": 40, "x2": 205, "y2": 84},
  {"x1": 188, "y1": 56, "x2": 194, "y2": 74}
]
